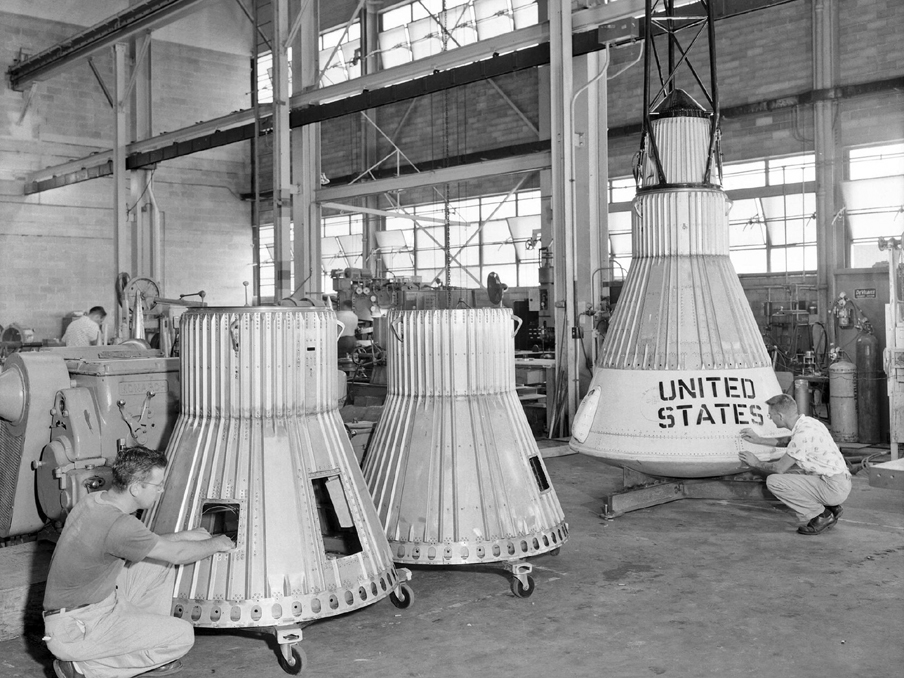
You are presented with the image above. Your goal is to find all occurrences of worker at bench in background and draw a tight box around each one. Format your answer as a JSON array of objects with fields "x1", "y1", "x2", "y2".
[
  {"x1": 43, "y1": 446, "x2": 234, "y2": 678},
  {"x1": 738, "y1": 393, "x2": 851, "y2": 536},
  {"x1": 62, "y1": 306, "x2": 106, "y2": 346},
  {"x1": 336, "y1": 299, "x2": 359, "y2": 359}
]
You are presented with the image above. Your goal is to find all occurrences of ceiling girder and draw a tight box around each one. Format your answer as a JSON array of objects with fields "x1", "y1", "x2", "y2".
[{"x1": 7, "y1": 0, "x2": 218, "y2": 90}]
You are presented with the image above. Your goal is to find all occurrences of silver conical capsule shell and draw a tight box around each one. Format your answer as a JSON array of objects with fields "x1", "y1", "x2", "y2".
[{"x1": 365, "y1": 308, "x2": 568, "y2": 564}]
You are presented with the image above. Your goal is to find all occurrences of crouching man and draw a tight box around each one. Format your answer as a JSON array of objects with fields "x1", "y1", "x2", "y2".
[
  {"x1": 44, "y1": 446, "x2": 234, "y2": 678},
  {"x1": 739, "y1": 393, "x2": 851, "y2": 536}
]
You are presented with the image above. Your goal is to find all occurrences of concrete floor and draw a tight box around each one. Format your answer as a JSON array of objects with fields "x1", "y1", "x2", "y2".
[{"x1": 3, "y1": 450, "x2": 902, "y2": 678}]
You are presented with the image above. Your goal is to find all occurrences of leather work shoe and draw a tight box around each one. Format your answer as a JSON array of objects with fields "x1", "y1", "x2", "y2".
[
  {"x1": 53, "y1": 660, "x2": 85, "y2": 678},
  {"x1": 827, "y1": 505, "x2": 844, "y2": 520},
  {"x1": 797, "y1": 509, "x2": 837, "y2": 536},
  {"x1": 140, "y1": 660, "x2": 183, "y2": 676}
]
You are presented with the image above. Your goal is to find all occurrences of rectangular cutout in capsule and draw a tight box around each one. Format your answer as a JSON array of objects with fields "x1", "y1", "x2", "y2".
[
  {"x1": 311, "y1": 476, "x2": 363, "y2": 558},
  {"x1": 200, "y1": 501, "x2": 240, "y2": 541},
  {"x1": 528, "y1": 456, "x2": 550, "y2": 492}
]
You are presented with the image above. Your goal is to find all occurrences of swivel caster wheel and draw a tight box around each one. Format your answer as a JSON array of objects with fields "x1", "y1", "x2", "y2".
[
  {"x1": 389, "y1": 582, "x2": 414, "y2": 609},
  {"x1": 511, "y1": 575, "x2": 535, "y2": 598},
  {"x1": 277, "y1": 645, "x2": 307, "y2": 675}
]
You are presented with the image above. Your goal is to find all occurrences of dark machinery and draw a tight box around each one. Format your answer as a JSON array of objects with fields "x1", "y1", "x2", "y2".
[{"x1": 0, "y1": 345, "x2": 179, "y2": 539}]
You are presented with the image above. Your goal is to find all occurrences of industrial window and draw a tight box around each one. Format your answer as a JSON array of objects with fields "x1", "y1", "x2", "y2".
[
  {"x1": 256, "y1": 23, "x2": 362, "y2": 103},
  {"x1": 321, "y1": 213, "x2": 365, "y2": 290},
  {"x1": 319, "y1": 23, "x2": 362, "y2": 86},
  {"x1": 607, "y1": 153, "x2": 817, "y2": 276},
  {"x1": 379, "y1": 0, "x2": 538, "y2": 69},
  {"x1": 373, "y1": 189, "x2": 542, "y2": 289},
  {"x1": 844, "y1": 141, "x2": 904, "y2": 268}
]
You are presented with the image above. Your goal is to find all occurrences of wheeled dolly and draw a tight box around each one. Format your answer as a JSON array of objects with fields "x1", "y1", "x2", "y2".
[
  {"x1": 269, "y1": 569, "x2": 414, "y2": 675},
  {"x1": 505, "y1": 560, "x2": 536, "y2": 598}
]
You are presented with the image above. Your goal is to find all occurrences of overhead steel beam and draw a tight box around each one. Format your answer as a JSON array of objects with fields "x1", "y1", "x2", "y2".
[
  {"x1": 7, "y1": 0, "x2": 218, "y2": 90},
  {"x1": 320, "y1": 202, "x2": 468, "y2": 226},
  {"x1": 24, "y1": 0, "x2": 818, "y2": 193},
  {"x1": 20, "y1": 2, "x2": 642, "y2": 190},
  {"x1": 315, "y1": 152, "x2": 551, "y2": 202},
  {"x1": 292, "y1": 0, "x2": 646, "y2": 108},
  {"x1": 24, "y1": 106, "x2": 268, "y2": 192}
]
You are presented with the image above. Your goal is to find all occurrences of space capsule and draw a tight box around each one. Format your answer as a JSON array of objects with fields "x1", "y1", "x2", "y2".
[
  {"x1": 569, "y1": 90, "x2": 783, "y2": 477},
  {"x1": 364, "y1": 308, "x2": 568, "y2": 567},
  {"x1": 144, "y1": 306, "x2": 407, "y2": 638}
]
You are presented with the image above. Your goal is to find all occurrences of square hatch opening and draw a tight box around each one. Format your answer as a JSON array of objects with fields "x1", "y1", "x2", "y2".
[
  {"x1": 312, "y1": 475, "x2": 362, "y2": 558},
  {"x1": 200, "y1": 501, "x2": 241, "y2": 541}
]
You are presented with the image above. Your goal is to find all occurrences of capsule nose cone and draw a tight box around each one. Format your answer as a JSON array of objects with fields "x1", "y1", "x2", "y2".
[{"x1": 651, "y1": 88, "x2": 708, "y2": 118}]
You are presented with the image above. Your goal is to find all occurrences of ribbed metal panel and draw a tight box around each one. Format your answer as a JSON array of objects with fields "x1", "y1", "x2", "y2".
[
  {"x1": 364, "y1": 308, "x2": 567, "y2": 565},
  {"x1": 633, "y1": 189, "x2": 729, "y2": 257},
  {"x1": 642, "y1": 117, "x2": 714, "y2": 186},
  {"x1": 146, "y1": 307, "x2": 399, "y2": 629}
]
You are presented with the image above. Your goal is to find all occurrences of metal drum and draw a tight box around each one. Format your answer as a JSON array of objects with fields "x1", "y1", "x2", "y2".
[
  {"x1": 145, "y1": 306, "x2": 409, "y2": 669},
  {"x1": 363, "y1": 308, "x2": 567, "y2": 590}
]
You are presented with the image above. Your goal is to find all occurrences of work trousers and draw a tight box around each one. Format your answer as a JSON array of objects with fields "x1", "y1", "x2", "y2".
[
  {"x1": 44, "y1": 559, "x2": 193, "y2": 678},
  {"x1": 766, "y1": 471, "x2": 852, "y2": 522}
]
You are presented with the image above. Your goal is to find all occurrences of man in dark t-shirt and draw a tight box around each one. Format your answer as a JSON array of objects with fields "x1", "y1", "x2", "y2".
[{"x1": 43, "y1": 446, "x2": 234, "y2": 678}]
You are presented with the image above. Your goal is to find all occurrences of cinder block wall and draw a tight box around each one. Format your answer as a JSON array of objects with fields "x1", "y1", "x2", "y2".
[{"x1": 0, "y1": 11, "x2": 252, "y2": 341}]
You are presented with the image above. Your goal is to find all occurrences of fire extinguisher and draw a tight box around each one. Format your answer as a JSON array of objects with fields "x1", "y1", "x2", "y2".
[{"x1": 834, "y1": 292, "x2": 854, "y2": 329}]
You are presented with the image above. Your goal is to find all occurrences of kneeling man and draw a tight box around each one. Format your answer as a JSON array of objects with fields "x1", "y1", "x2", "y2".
[
  {"x1": 44, "y1": 446, "x2": 234, "y2": 678},
  {"x1": 739, "y1": 393, "x2": 851, "y2": 536}
]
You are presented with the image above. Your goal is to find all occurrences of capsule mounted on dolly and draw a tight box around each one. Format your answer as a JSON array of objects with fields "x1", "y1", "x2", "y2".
[
  {"x1": 144, "y1": 306, "x2": 413, "y2": 674},
  {"x1": 570, "y1": 0, "x2": 783, "y2": 478},
  {"x1": 364, "y1": 307, "x2": 568, "y2": 597}
]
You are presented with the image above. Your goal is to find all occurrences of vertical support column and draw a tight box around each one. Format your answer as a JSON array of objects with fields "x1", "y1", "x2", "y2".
[
  {"x1": 571, "y1": 50, "x2": 610, "y2": 382},
  {"x1": 272, "y1": 0, "x2": 293, "y2": 301},
  {"x1": 591, "y1": 52, "x2": 610, "y2": 368},
  {"x1": 113, "y1": 43, "x2": 131, "y2": 337},
  {"x1": 813, "y1": 0, "x2": 841, "y2": 337},
  {"x1": 292, "y1": 0, "x2": 322, "y2": 296},
  {"x1": 131, "y1": 33, "x2": 161, "y2": 291},
  {"x1": 549, "y1": 0, "x2": 577, "y2": 431},
  {"x1": 362, "y1": 0, "x2": 381, "y2": 275}
]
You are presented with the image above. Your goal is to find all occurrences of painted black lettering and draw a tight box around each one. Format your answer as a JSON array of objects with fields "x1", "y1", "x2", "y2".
[
  {"x1": 659, "y1": 381, "x2": 676, "y2": 401},
  {"x1": 658, "y1": 407, "x2": 675, "y2": 428},
  {"x1": 705, "y1": 377, "x2": 721, "y2": 397},
  {"x1": 714, "y1": 403, "x2": 731, "y2": 424},
  {"x1": 750, "y1": 404, "x2": 764, "y2": 425},
  {"x1": 676, "y1": 405, "x2": 693, "y2": 426},
  {"x1": 696, "y1": 404, "x2": 716, "y2": 425},
  {"x1": 741, "y1": 378, "x2": 755, "y2": 399},
  {"x1": 678, "y1": 379, "x2": 697, "y2": 399},
  {"x1": 733, "y1": 403, "x2": 749, "y2": 425},
  {"x1": 725, "y1": 377, "x2": 740, "y2": 398}
]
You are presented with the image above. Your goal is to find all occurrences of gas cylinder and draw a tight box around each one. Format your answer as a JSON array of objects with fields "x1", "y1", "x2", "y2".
[
  {"x1": 856, "y1": 331, "x2": 881, "y2": 443},
  {"x1": 794, "y1": 378, "x2": 811, "y2": 416},
  {"x1": 829, "y1": 359, "x2": 857, "y2": 442}
]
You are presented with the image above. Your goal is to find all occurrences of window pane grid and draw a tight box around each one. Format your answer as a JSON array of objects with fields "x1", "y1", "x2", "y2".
[{"x1": 608, "y1": 152, "x2": 818, "y2": 274}]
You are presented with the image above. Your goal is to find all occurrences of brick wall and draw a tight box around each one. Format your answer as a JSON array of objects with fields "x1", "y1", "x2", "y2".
[
  {"x1": 607, "y1": 0, "x2": 903, "y2": 174},
  {"x1": 0, "y1": 11, "x2": 252, "y2": 341}
]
